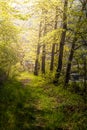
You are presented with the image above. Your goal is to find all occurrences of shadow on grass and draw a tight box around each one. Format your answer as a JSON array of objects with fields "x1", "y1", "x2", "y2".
[
  {"x1": 0, "y1": 78, "x2": 62, "y2": 130},
  {"x1": 1, "y1": 78, "x2": 87, "y2": 130},
  {"x1": 0, "y1": 78, "x2": 39, "y2": 130}
]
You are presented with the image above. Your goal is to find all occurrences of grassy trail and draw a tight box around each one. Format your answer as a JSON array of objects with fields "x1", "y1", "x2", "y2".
[{"x1": 0, "y1": 72, "x2": 87, "y2": 130}]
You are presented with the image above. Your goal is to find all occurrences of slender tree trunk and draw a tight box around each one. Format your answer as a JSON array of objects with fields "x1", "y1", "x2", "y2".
[
  {"x1": 34, "y1": 45, "x2": 40, "y2": 75},
  {"x1": 42, "y1": 44, "x2": 46, "y2": 74},
  {"x1": 50, "y1": 43, "x2": 56, "y2": 71},
  {"x1": 54, "y1": 0, "x2": 68, "y2": 84},
  {"x1": 64, "y1": 37, "x2": 77, "y2": 86},
  {"x1": 34, "y1": 22, "x2": 42, "y2": 75},
  {"x1": 50, "y1": 7, "x2": 58, "y2": 71},
  {"x1": 83, "y1": 56, "x2": 87, "y2": 93},
  {"x1": 41, "y1": 13, "x2": 47, "y2": 74},
  {"x1": 82, "y1": 1, "x2": 87, "y2": 91},
  {"x1": 64, "y1": 1, "x2": 86, "y2": 87}
]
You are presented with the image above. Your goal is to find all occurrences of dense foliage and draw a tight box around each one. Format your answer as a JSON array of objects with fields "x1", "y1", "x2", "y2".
[{"x1": 0, "y1": 0, "x2": 87, "y2": 130}]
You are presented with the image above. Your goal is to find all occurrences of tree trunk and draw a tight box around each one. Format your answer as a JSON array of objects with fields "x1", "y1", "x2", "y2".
[
  {"x1": 83, "y1": 56, "x2": 87, "y2": 93},
  {"x1": 34, "y1": 45, "x2": 40, "y2": 75},
  {"x1": 42, "y1": 44, "x2": 46, "y2": 74},
  {"x1": 34, "y1": 22, "x2": 42, "y2": 75},
  {"x1": 64, "y1": 37, "x2": 77, "y2": 86},
  {"x1": 41, "y1": 12, "x2": 47, "y2": 74},
  {"x1": 50, "y1": 43, "x2": 56, "y2": 71},
  {"x1": 50, "y1": 7, "x2": 58, "y2": 71},
  {"x1": 54, "y1": 0, "x2": 68, "y2": 84},
  {"x1": 64, "y1": 1, "x2": 86, "y2": 87}
]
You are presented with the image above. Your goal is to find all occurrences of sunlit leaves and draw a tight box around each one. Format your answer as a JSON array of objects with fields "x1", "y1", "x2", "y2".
[
  {"x1": 13, "y1": 13, "x2": 31, "y2": 20},
  {"x1": 0, "y1": 0, "x2": 19, "y2": 74},
  {"x1": 40, "y1": 29, "x2": 62, "y2": 45}
]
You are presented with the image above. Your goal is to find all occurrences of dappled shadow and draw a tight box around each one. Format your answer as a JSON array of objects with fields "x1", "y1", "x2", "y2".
[
  {"x1": 0, "y1": 78, "x2": 57, "y2": 130},
  {"x1": 0, "y1": 77, "x2": 87, "y2": 130},
  {"x1": 0, "y1": 78, "x2": 38, "y2": 130}
]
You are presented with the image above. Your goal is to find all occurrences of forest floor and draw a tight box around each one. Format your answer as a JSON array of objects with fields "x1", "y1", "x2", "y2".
[{"x1": 0, "y1": 72, "x2": 87, "y2": 130}]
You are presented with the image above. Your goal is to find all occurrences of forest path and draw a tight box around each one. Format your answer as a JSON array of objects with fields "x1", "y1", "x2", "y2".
[
  {"x1": 17, "y1": 73, "x2": 86, "y2": 129},
  {"x1": 17, "y1": 72, "x2": 58, "y2": 129},
  {"x1": 20, "y1": 78, "x2": 31, "y2": 87},
  {"x1": 0, "y1": 72, "x2": 85, "y2": 130}
]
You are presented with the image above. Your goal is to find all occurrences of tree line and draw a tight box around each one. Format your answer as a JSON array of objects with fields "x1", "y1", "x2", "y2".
[
  {"x1": 33, "y1": 0, "x2": 87, "y2": 90},
  {"x1": 0, "y1": 0, "x2": 87, "y2": 91}
]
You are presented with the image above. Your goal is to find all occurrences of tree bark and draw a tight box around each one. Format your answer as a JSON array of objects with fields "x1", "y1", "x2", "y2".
[
  {"x1": 50, "y1": 7, "x2": 58, "y2": 71},
  {"x1": 54, "y1": 0, "x2": 68, "y2": 84},
  {"x1": 64, "y1": 37, "x2": 77, "y2": 86},
  {"x1": 83, "y1": 55, "x2": 87, "y2": 93},
  {"x1": 42, "y1": 44, "x2": 46, "y2": 74},
  {"x1": 41, "y1": 12, "x2": 47, "y2": 74},
  {"x1": 50, "y1": 43, "x2": 56, "y2": 71},
  {"x1": 64, "y1": 1, "x2": 86, "y2": 87},
  {"x1": 34, "y1": 22, "x2": 42, "y2": 75}
]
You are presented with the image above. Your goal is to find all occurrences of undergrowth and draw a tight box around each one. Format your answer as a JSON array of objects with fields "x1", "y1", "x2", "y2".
[{"x1": 0, "y1": 72, "x2": 87, "y2": 130}]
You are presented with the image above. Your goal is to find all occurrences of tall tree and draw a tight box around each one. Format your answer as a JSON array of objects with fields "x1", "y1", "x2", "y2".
[
  {"x1": 83, "y1": 54, "x2": 87, "y2": 92},
  {"x1": 34, "y1": 21, "x2": 42, "y2": 75},
  {"x1": 41, "y1": 10, "x2": 47, "y2": 74},
  {"x1": 54, "y1": 0, "x2": 68, "y2": 84},
  {"x1": 0, "y1": 0, "x2": 19, "y2": 79},
  {"x1": 64, "y1": 36, "x2": 77, "y2": 86},
  {"x1": 50, "y1": 7, "x2": 58, "y2": 71},
  {"x1": 64, "y1": 0, "x2": 87, "y2": 86}
]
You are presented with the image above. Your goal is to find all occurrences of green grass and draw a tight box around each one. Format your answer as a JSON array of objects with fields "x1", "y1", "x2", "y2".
[{"x1": 0, "y1": 72, "x2": 87, "y2": 130}]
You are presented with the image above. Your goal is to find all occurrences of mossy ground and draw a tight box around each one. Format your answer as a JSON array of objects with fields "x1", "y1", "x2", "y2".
[{"x1": 0, "y1": 72, "x2": 87, "y2": 130}]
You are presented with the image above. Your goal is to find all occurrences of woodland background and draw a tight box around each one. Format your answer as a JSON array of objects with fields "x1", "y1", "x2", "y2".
[{"x1": 0, "y1": 0, "x2": 87, "y2": 130}]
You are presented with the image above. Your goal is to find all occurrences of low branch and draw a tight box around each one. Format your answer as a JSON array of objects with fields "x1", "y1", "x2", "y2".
[
  {"x1": 74, "y1": 43, "x2": 87, "y2": 50},
  {"x1": 74, "y1": 34, "x2": 87, "y2": 50}
]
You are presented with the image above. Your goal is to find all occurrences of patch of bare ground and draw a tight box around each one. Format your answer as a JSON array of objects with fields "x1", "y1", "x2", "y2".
[{"x1": 20, "y1": 78, "x2": 31, "y2": 87}]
